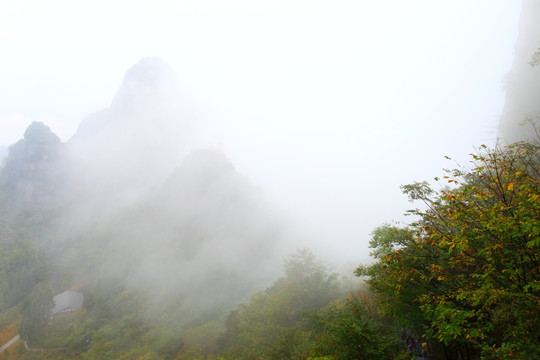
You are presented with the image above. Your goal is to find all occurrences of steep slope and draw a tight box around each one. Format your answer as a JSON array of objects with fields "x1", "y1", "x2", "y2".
[
  {"x1": 497, "y1": 0, "x2": 540, "y2": 143},
  {"x1": 0, "y1": 58, "x2": 292, "y2": 357},
  {"x1": 146, "y1": 147, "x2": 284, "y2": 305},
  {"x1": 51, "y1": 58, "x2": 288, "y2": 311},
  {"x1": 65, "y1": 147, "x2": 285, "y2": 311},
  {"x1": 0, "y1": 122, "x2": 64, "y2": 212},
  {"x1": 66, "y1": 57, "x2": 210, "y2": 211},
  {"x1": 0, "y1": 122, "x2": 64, "y2": 310}
]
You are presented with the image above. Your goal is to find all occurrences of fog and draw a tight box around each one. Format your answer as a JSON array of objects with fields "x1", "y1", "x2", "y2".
[
  {"x1": 0, "y1": 0, "x2": 527, "y2": 273},
  {"x1": 498, "y1": 0, "x2": 540, "y2": 143}
]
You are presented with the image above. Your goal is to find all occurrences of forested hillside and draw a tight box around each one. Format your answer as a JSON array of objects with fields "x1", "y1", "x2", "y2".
[
  {"x1": 1, "y1": 124, "x2": 537, "y2": 360},
  {"x1": 0, "y1": 59, "x2": 295, "y2": 359}
]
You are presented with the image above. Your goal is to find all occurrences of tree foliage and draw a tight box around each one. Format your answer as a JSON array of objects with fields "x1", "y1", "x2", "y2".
[
  {"x1": 218, "y1": 249, "x2": 342, "y2": 360},
  {"x1": 19, "y1": 283, "x2": 54, "y2": 344},
  {"x1": 309, "y1": 289, "x2": 400, "y2": 360},
  {"x1": 357, "y1": 141, "x2": 540, "y2": 359}
]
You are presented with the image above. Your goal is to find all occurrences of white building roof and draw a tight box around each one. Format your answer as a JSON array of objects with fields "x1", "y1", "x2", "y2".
[{"x1": 52, "y1": 290, "x2": 84, "y2": 314}]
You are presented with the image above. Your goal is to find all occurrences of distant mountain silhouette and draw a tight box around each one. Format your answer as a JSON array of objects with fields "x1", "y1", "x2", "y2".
[
  {"x1": 0, "y1": 58, "x2": 289, "y2": 316},
  {"x1": 68, "y1": 57, "x2": 209, "y2": 200},
  {"x1": 109, "y1": 147, "x2": 285, "y2": 308},
  {"x1": 40, "y1": 58, "x2": 289, "y2": 310},
  {"x1": 0, "y1": 122, "x2": 64, "y2": 210},
  {"x1": 498, "y1": 0, "x2": 540, "y2": 143}
]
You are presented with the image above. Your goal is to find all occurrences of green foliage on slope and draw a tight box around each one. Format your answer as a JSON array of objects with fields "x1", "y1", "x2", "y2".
[
  {"x1": 2, "y1": 120, "x2": 539, "y2": 360},
  {"x1": 357, "y1": 141, "x2": 540, "y2": 359},
  {"x1": 19, "y1": 284, "x2": 53, "y2": 345},
  {"x1": 0, "y1": 122, "x2": 62, "y2": 312},
  {"x1": 218, "y1": 249, "x2": 342, "y2": 360},
  {"x1": 217, "y1": 249, "x2": 399, "y2": 360},
  {"x1": 308, "y1": 290, "x2": 400, "y2": 360}
]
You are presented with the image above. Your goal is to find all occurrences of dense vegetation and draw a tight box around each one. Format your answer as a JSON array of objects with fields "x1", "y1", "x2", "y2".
[
  {"x1": 1, "y1": 120, "x2": 538, "y2": 360},
  {"x1": 358, "y1": 140, "x2": 540, "y2": 359}
]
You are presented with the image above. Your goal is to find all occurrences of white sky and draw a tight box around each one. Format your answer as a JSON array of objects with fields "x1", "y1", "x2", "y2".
[{"x1": 0, "y1": 0, "x2": 522, "y2": 261}]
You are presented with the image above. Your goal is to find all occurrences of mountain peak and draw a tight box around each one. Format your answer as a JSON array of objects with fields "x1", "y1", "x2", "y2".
[
  {"x1": 68, "y1": 58, "x2": 211, "y2": 204},
  {"x1": 111, "y1": 56, "x2": 182, "y2": 109},
  {"x1": 122, "y1": 57, "x2": 176, "y2": 85},
  {"x1": 0, "y1": 122, "x2": 63, "y2": 204},
  {"x1": 23, "y1": 121, "x2": 61, "y2": 144}
]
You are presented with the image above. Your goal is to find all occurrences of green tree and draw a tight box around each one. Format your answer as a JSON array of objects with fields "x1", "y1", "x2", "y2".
[
  {"x1": 219, "y1": 249, "x2": 341, "y2": 360},
  {"x1": 358, "y1": 141, "x2": 540, "y2": 359},
  {"x1": 19, "y1": 283, "x2": 54, "y2": 344},
  {"x1": 309, "y1": 289, "x2": 400, "y2": 360}
]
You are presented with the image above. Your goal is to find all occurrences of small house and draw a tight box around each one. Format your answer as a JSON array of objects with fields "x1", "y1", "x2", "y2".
[{"x1": 52, "y1": 290, "x2": 84, "y2": 316}]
